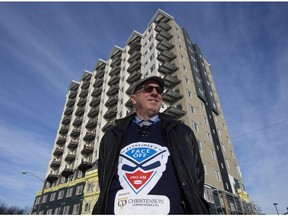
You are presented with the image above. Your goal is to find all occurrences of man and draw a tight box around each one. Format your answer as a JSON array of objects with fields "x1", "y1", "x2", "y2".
[{"x1": 92, "y1": 76, "x2": 210, "y2": 214}]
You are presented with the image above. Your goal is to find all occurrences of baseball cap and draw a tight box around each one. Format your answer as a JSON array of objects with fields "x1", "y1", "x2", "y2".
[{"x1": 131, "y1": 76, "x2": 165, "y2": 95}]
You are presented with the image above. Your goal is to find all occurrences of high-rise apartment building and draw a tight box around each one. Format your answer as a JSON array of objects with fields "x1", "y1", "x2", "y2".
[{"x1": 32, "y1": 9, "x2": 254, "y2": 214}]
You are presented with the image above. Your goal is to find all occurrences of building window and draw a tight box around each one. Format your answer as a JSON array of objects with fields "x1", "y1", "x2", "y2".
[
  {"x1": 207, "y1": 133, "x2": 212, "y2": 142},
  {"x1": 35, "y1": 197, "x2": 40, "y2": 205},
  {"x1": 72, "y1": 204, "x2": 80, "y2": 214},
  {"x1": 66, "y1": 188, "x2": 73, "y2": 198},
  {"x1": 192, "y1": 121, "x2": 199, "y2": 132},
  {"x1": 181, "y1": 64, "x2": 186, "y2": 72},
  {"x1": 189, "y1": 104, "x2": 195, "y2": 114},
  {"x1": 225, "y1": 159, "x2": 230, "y2": 169},
  {"x1": 50, "y1": 192, "x2": 56, "y2": 201},
  {"x1": 76, "y1": 185, "x2": 84, "y2": 195},
  {"x1": 197, "y1": 140, "x2": 203, "y2": 152},
  {"x1": 236, "y1": 165, "x2": 242, "y2": 177},
  {"x1": 221, "y1": 143, "x2": 225, "y2": 152},
  {"x1": 84, "y1": 202, "x2": 91, "y2": 213},
  {"x1": 150, "y1": 64, "x2": 155, "y2": 73},
  {"x1": 203, "y1": 116, "x2": 208, "y2": 125},
  {"x1": 149, "y1": 53, "x2": 154, "y2": 62},
  {"x1": 46, "y1": 209, "x2": 53, "y2": 215},
  {"x1": 57, "y1": 190, "x2": 64, "y2": 200},
  {"x1": 42, "y1": 195, "x2": 48, "y2": 203},
  {"x1": 184, "y1": 75, "x2": 189, "y2": 84},
  {"x1": 231, "y1": 150, "x2": 235, "y2": 159},
  {"x1": 211, "y1": 149, "x2": 216, "y2": 160},
  {"x1": 217, "y1": 129, "x2": 221, "y2": 136},
  {"x1": 63, "y1": 206, "x2": 70, "y2": 214},
  {"x1": 186, "y1": 89, "x2": 192, "y2": 98},
  {"x1": 215, "y1": 170, "x2": 221, "y2": 181},
  {"x1": 203, "y1": 164, "x2": 207, "y2": 176},
  {"x1": 87, "y1": 182, "x2": 95, "y2": 193},
  {"x1": 204, "y1": 186, "x2": 214, "y2": 203},
  {"x1": 201, "y1": 101, "x2": 205, "y2": 110},
  {"x1": 54, "y1": 207, "x2": 61, "y2": 214}
]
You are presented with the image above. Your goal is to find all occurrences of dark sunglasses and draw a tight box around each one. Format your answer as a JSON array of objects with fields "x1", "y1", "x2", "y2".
[{"x1": 138, "y1": 85, "x2": 164, "y2": 94}]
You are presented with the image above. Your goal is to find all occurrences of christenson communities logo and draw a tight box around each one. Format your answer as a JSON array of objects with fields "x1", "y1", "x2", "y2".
[
  {"x1": 114, "y1": 193, "x2": 170, "y2": 214},
  {"x1": 118, "y1": 198, "x2": 165, "y2": 208}
]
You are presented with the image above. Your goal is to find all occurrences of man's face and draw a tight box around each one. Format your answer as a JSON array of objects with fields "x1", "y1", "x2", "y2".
[{"x1": 131, "y1": 80, "x2": 163, "y2": 119}]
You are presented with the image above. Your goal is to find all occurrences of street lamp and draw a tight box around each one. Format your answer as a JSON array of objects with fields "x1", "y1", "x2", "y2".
[
  {"x1": 22, "y1": 171, "x2": 47, "y2": 215},
  {"x1": 273, "y1": 203, "x2": 280, "y2": 215}
]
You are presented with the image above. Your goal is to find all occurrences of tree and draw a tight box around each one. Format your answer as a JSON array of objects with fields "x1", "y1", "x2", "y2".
[{"x1": 0, "y1": 199, "x2": 31, "y2": 215}]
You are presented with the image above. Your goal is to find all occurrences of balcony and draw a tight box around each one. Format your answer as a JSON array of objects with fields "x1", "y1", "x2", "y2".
[
  {"x1": 127, "y1": 71, "x2": 141, "y2": 84},
  {"x1": 108, "y1": 75, "x2": 120, "y2": 86},
  {"x1": 75, "y1": 107, "x2": 85, "y2": 117},
  {"x1": 81, "y1": 80, "x2": 90, "y2": 89},
  {"x1": 128, "y1": 35, "x2": 141, "y2": 46},
  {"x1": 81, "y1": 144, "x2": 94, "y2": 155},
  {"x1": 155, "y1": 30, "x2": 172, "y2": 41},
  {"x1": 109, "y1": 66, "x2": 121, "y2": 76},
  {"x1": 157, "y1": 50, "x2": 176, "y2": 63},
  {"x1": 88, "y1": 107, "x2": 99, "y2": 118},
  {"x1": 156, "y1": 39, "x2": 174, "y2": 52},
  {"x1": 59, "y1": 126, "x2": 69, "y2": 135},
  {"x1": 103, "y1": 108, "x2": 117, "y2": 120},
  {"x1": 47, "y1": 173, "x2": 59, "y2": 184},
  {"x1": 70, "y1": 128, "x2": 81, "y2": 138},
  {"x1": 56, "y1": 136, "x2": 66, "y2": 146},
  {"x1": 102, "y1": 121, "x2": 115, "y2": 133},
  {"x1": 110, "y1": 57, "x2": 121, "y2": 67},
  {"x1": 90, "y1": 98, "x2": 101, "y2": 107},
  {"x1": 68, "y1": 140, "x2": 78, "y2": 150},
  {"x1": 77, "y1": 98, "x2": 86, "y2": 107},
  {"x1": 162, "y1": 89, "x2": 184, "y2": 105},
  {"x1": 61, "y1": 166, "x2": 74, "y2": 178},
  {"x1": 127, "y1": 61, "x2": 141, "y2": 73},
  {"x1": 61, "y1": 116, "x2": 71, "y2": 125},
  {"x1": 93, "y1": 78, "x2": 103, "y2": 88},
  {"x1": 163, "y1": 75, "x2": 181, "y2": 88},
  {"x1": 95, "y1": 69, "x2": 105, "y2": 79},
  {"x1": 111, "y1": 50, "x2": 122, "y2": 59},
  {"x1": 79, "y1": 89, "x2": 88, "y2": 98},
  {"x1": 107, "y1": 86, "x2": 119, "y2": 96},
  {"x1": 73, "y1": 117, "x2": 83, "y2": 127},
  {"x1": 92, "y1": 88, "x2": 102, "y2": 98},
  {"x1": 125, "y1": 98, "x2": 133, "y2": 109},
  {"x1": 78, "y1": 158, "x2": 93, "y2": 172},
  {"x1": 154, "y1": 21, "x2": 171, "y2": 33},
  {"x1": 65, "y1": 152, "x2": 76, "y2": 162},
  {"x1": 163, "y1": 106, "x2": 186, "y2": 119},
  {"x1": 64, "y1": 108, "x2": 73, "y2": 116},
  {"x1": 128, "y1": 43, "x2": 141, "y2": 55},
  {"x1": 66, "y1": 99, "x2": 75, "y2": 107},
  {"x1": 50, "y1": 159, "x2": 61, "y2": 169},
  {"x1": 86, "y1": 118, "x2": 97, "y2": 129},
  {"x1": 128, "y1": 52, "x2": 141, "y2": 63},
  {"x1": 83, "y1": 131, "x2": 96, "y2": 142},
  {"x1": 53, "y1": 147, "x2": 64, "y2": 157},
  {"x1": 105, "y1": 96, "x2": 118, "y2": 108},
  {"x1": 158, "y1": 62, "x2": 178, "y2": 75},
  {"x1": 68, "y1": 91, "x2": 77, "y2": 99},
  {"x1": 125, "y1": 84, "x2": 134, "y2": 96}
]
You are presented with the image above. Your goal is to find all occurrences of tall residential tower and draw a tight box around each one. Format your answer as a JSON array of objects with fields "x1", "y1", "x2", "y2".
[{"x1": 32, "y1": 9, "x2": 253, "y2": 215}]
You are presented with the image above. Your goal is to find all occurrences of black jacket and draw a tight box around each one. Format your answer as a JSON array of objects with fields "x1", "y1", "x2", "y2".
[{"x1": 92, "y1": 113, "x2": 210, "y2": 214}]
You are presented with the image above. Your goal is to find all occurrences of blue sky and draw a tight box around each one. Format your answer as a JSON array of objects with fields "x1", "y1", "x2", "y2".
[{"x1": 0, "y1": 2, "x2": 287, "y2": 214}]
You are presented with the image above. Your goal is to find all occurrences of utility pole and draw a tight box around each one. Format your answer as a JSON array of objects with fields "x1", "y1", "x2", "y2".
[{"x1": 22, "y1": 171, "x2": 46, "y2": 215}]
